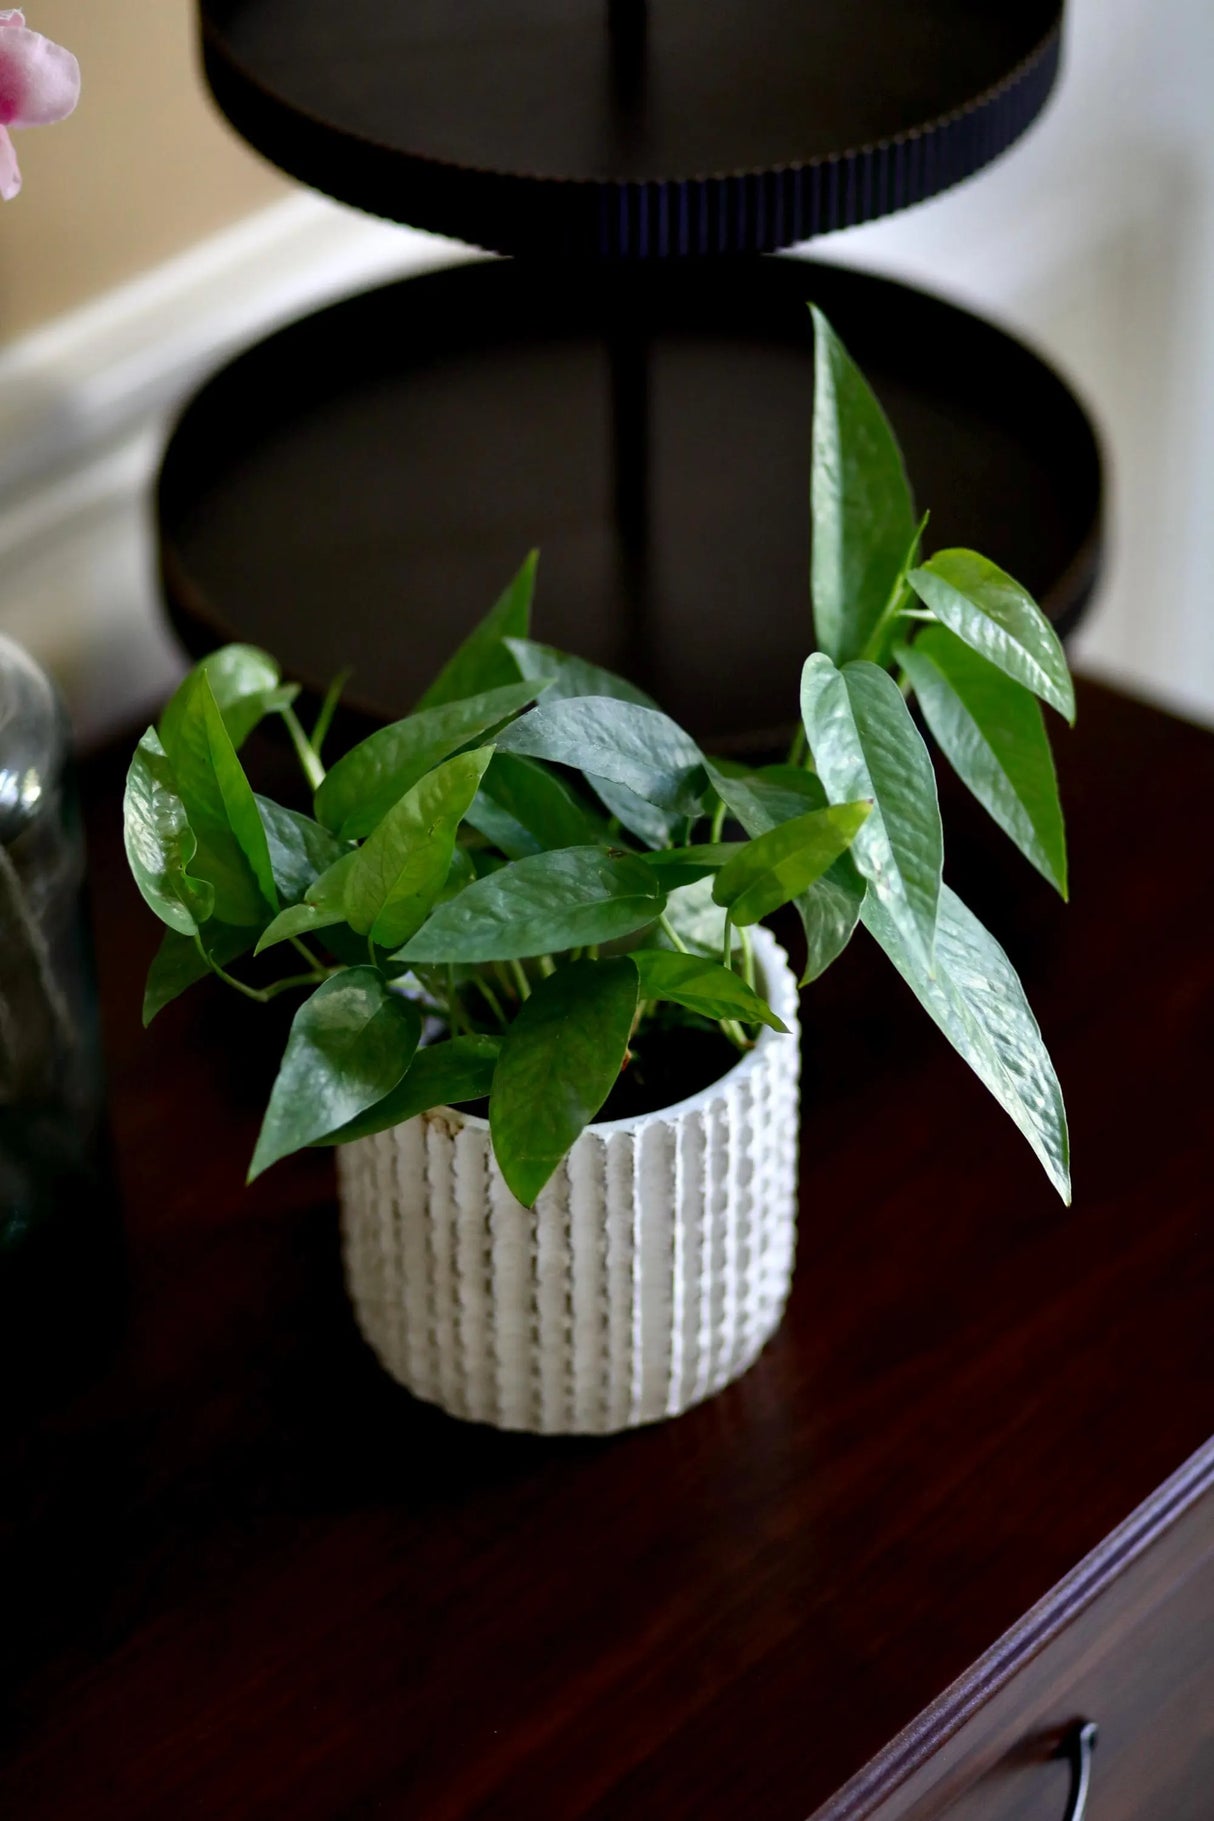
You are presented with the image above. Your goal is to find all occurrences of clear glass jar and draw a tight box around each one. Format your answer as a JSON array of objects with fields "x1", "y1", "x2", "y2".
[{"x1": 0, "y1": 634, "x2": 115, "y2": 1375}]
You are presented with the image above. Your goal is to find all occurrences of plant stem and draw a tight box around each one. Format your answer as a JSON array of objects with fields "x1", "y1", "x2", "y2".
[
  {"x1": 659, "y1": 913, "x2": 688, "y2": 954},
  {"x1": 310, "y1": 668, "x2": 351, "y2": 759},
  {"x1": 897, "y1": 668, "x2": 915, "y2": 700},
  {"x1": 470, "y1": 975, "x2": 508, "y2": 1028},
  {"x1": 280, "y1": 705, "x2": 326, "y2": 792},
  {"x1": 710, "y1": 797, "x2": 728, "y2": 842},
  {"x1": 289, "y1": 935, "x2": 325, "y2": 970},
  {"x1": 509, "y1": 958, "x2": 531, "y2": 1002},
  {"x1": 787, "y1": 724, "x2": 807, "y2": 768},
  {"x1": 739, "y1": 924, "x2": 756, "y2": 991},
  {"x1": 859, "y1": 578, "x2": 913, "y2": 667},
  {"x1": 721, "y1": 911, "x2": 735, "y2": 975}
]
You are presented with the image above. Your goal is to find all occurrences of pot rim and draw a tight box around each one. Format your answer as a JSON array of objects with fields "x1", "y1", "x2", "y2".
[{"x1": 424, "y1": 925, "x2": 799, "y2": 1140}]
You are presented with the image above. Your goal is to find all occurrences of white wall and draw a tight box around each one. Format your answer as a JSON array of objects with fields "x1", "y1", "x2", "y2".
[
  {"x1": 0, "y1": 0, "x2": 1210, "y2": 739},
  {"x1": 827, "y1": 0, "x2": 1214, "y2": 724}
]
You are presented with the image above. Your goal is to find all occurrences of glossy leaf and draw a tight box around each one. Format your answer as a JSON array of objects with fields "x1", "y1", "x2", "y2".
[
  {"x1": 123, "y1": 730, "x2": 213, "y2": 936},
  {"x1": 707, "y1": 760, "x2": 864, "y2": 982},
  {"x1": 497, "y1": 697, "x2": 708, "y2": 815},
  {"x1": 416, "y1": 552, "x2": 537, "y2": 711},
  {"x1": 344, "y1": 747, "x2": 494, "y2": 950},
  {"x1": 587, "y1": 777, "x2": 683, "y2": 850},
  {"x1": 254, "y1": 849, "x2": 359, "y2": 955},
  {"x1": 160, "y1": 643, "x2": 290, "y2": 753},
  {"x1": 660, "y1": 877, "x2": 740, "y2": 959},
  {"x1": 713, "y1": 802, "x2": 872, "y2": 927},
  {"x1": 898, "y1": 627, "x2": 1067, "y2": 896},
  {"x1": 249, "y1": 969, "x2": 421, "y2": 1179},
  {"x1": 862, "y1": 884, "x2": 1070, "y2": 1202},
  {"x1": 320, "y1": 1035, "x2": 502, "y2": 1144},
  {"x1": 142, "y1": 922, "x2": 251, "y2": 1026},
  {"x1": 801, "y1": 654, "x2": 942, "y2": 970},
  {"x1": 504, "y1": 638, "x2": 657, "y2": 707},
  {"x1": 810, "y1": 305, "x2": 916, "y2": 664},
  {"x1": 638, "y1": 843, "x2": 745, "y2": 893},
  {"x1": 394, "y1": 847, "x2": 665, "y2": 964},
  {"x1": 255, "y1": 797, "x2": 348, "y2": 905},
  {"x1": 907, "y1": 549, "x2": 1076, "y2": 724},
  {"x1": 467, "y1": 752, "x2": 610, "y2": 859},
  {"x1": 490, "y1": 959, "x2": 639, "y2": 1207},
  {"x1": 314, "y1": 679, "x2": 547, "y2": 840},
  {"x1": 631, "y1": 949, "x2": 787, "y2": 1032},
  {"x1": 160, "y1": 671, "x2": 278, "y2": 925}
]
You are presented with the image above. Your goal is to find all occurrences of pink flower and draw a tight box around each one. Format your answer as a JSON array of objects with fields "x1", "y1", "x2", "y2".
[{"x1": 0, "y1": 10, "x2": 80, "y2": 201}]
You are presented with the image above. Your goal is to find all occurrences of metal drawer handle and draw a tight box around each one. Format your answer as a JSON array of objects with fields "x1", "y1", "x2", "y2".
[{"x1": 1057, "y1": 1719, "x2": 1099, "y2": 1821}]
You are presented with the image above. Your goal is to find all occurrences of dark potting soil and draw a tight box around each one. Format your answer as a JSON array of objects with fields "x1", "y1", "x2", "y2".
[{"x1": 460, "y1": 1018, "x2": 742, "y2": 1126}]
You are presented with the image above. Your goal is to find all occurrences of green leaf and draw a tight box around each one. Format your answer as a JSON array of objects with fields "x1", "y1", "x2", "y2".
[
  {"x1": 898, "y1": 628, "x2": 1067, "y2": 896},
  {"x1": 123, "y1": 729, "x2": 214, "y2": 936},
  {"x1": 490, "y1": 959, "x2": 639, "y2": 1206},
  {"x1": 638, "y1": 843, "x2": 745, "y2": 893},
  {"x1": 504, "y1": 638, "x2": 657, "y2": 708},
  {"x1": 255, "y1": 797, "x2": 349, "y2": 905},
  {"x1": 587, "y1": 778, "x2": 683, "y2": 850},
  {"x1": 161, "y1": 645, "x2": 289, "y2": 753},
  {"x1": 496, "y1": 697, "x2": 708, "y2": 816},
  {"x1": 254, "y1": 848, "x2": 360, "y2": 955},
  {"x1": 320, "y1": 1035, "x2": 502, "y2": 1144},
  {"x1": 344, "y1": 746, "x2": 495, "y2": 950},
  {"x1": 809, "y1": 305, "x2": 916, "y2": 665},
  {"x1": 394, "y1": 847, "x2": 665, "y2": 964},
  {"x1": 249, "y1": 969, "x2": 422, "y2": 1179},
  {"x1": 416, "y1": 552, "x2": 538, "y2": 711},
  {"x1": 907, "y1": 549, "x2": 1076, "y2": 724},
  {"x1": 467, "y1": 752, "x2": 611, "y2": 860},
  {"x1": 314, "y1": 679, "x2": 548, "y2": 841},
  {"x1": 143, "y1": 922, "x2": 252, "y2": 1025},
  {"x1": 713, "y1": 802, "x2": 872, "y2": 927},
  {"x1": 707, "y1": 760, "x2": 864, "y2": 983},
  {"x1": 160, "y1": 671, "x2": 278, "y2": 925},
  {"x1": 631, "y1": 949, "x2": 787, "y2": 1032},
  {"x1": 801, "y1": 654, "x2": 942, "y2": 970},
  {"x1": 862, "y1": 884, "x2": 1070, "y2": 1202}
]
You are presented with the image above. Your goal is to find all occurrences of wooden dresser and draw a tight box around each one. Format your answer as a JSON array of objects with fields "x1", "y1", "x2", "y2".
[{"x1": 3, "y1": 678, "x2": 1211, "y2": 1820}]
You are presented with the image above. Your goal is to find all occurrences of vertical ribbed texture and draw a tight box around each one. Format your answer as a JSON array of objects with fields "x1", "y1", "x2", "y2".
[{"x1": 340, "y1": 929, "x2": 800, "y2": 1435}]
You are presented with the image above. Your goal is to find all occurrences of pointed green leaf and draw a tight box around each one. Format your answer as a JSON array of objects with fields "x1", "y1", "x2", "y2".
[
  {"x1": 314, "y1": 679, "x2": 549, "y2": 840},
  {"x1": 801, "y1": 654, "x2": 942, "y2": 970},
  {"x1": 631, "y1": 949, "x2": 787, "y2": 1032},
  {"x1": 587, "y1": 777, "x2": 683, "y2": 849},
  {"x1": 395, "y1": 847, "x2": 665, "y2": 964},
  {"x1": 862, "y1": 884, "x2": 1070, "y2": 1202},
  {"x1": 320, "y1": 1035, "x2": 502, "y2": 1144},
  {"x1": 123, "y1": 729, "x2": 214, "y2": 936},
  {"x1": 160, "y1": 644, "x2": 289, "y2": 753},
  {"x1": 497, "y1": 697, "x2": 707, "y2": 816},
  {"x1": 416, "y1": 552, "x2": 538, "y2": 711},
  {"x1": 255, "y1": 797, "x2": 349, "y2": 905},
  {"x1": 467, "y1": 752, "x2": 611, "y2": 860},
  {"x1": 254, "y1": 848, "x2": 360, "y2": 954},
  {"x1": 810, "y1": 305, "x2": 916, "y2": 664},
  {"x1": 898, "y1": 627, "x2": 1068, "y2": 896},
  {"x1": 713, "y1": 802, "x2": 872, "y2": 927},
  {"x1": 249, "y1": 969, "x2": 422, "y2": 1179},
  {"x1": 142, "y1": 922, "x2": 251, "y2": 1025},
  {"x1": 160, "y1": 671, "x2": 278, "y2": 925},
  {"x1": 706, "y1": 761, "x2": 865, "y2": 982},
  {"x1": 504, "y1": 638, "x2": 657, "y2": 707},
  {"x1": 490, "y1": 958, "x2": 639, "y2": 1206},
  {"x1": 344, "y1": 746, "x2": 494, "y2": 950},
  {"x1": 907, "y1": 549, "x2": 1076, "y2": 724}
]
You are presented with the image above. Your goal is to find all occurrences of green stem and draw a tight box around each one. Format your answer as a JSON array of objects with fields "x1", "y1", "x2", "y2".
[
  {"x1": 659, "y1": 913, "x2": 688, "y2": 954},
  {"x1": 787, "y1": 724, "x2": 807, "y2": 768},
  {"x1": 310, "y1": 668, "x2": 351, "y2": 759},
  {"x1": 710, "y1": 797, "x2": 728, "y2": 842},
  {"x1": 859, "y1": 578, "x2": 913, "y2": 667},
  {"x1": 721, "y1": 911, "x2": 735, "y2": 975},
  {"x1": 897, "y1": 668, "x2": 915, "y2": 701},
  {"x1": 537, "y1": 953, "x2": 557, "y2": 978},
  {"x1": 280, "y1": 705, "x2": 326, "y2": 792},
  {"x1": 509, "y1": 958, "x2": 532, "y2": 1002},
  {"x1": 289, "y1": 935, "x2": 325, "y2": 970},
  {"x1": 470, "y1": 975, "x2": 509, "y2": 1029},
  {"x1": 740, "y1": 924, "x2": 756, "y2": 991}
]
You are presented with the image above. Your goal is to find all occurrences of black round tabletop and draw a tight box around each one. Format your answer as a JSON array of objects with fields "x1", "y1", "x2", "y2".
[
  {"x1": 159, "y1": 257, "x2": 1102, "y2": 748},
  {"x1": 200, "y1": 0, "x2": 1065, "y2": 257}
]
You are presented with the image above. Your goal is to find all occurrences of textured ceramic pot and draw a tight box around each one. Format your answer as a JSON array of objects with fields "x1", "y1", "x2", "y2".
[{"x1": 338, "y1": 927, "x2": 800, "y2": 1434}]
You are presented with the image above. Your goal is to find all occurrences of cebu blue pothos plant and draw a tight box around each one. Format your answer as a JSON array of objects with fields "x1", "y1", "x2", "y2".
[{"x1": 125, "y1": 307, "x2": 1073, "y2": 1211}]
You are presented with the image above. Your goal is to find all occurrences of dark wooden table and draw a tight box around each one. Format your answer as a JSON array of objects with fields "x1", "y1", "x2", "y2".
[{"x1": 3, "y1": 678, "x2": 1212, "y2": 1819}]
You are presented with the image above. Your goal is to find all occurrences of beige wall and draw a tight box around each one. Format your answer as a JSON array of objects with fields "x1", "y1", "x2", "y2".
[{"x1": 0, "y1": 1, "x2": 289, "y2": 338}]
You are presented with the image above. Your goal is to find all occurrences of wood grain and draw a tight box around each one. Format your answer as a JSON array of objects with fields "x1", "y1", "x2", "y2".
[{"x1": 2, "y1": 678, "x2": 1212, "y2": 1820}]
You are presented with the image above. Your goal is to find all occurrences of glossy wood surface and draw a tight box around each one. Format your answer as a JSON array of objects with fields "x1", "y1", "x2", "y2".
[{"x1": 3, "y1": 679, "x2": 1213, "y2": 1819}]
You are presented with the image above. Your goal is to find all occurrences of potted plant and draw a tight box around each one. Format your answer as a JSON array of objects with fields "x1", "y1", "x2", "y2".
[{"x1": 124, "y1": 308, "x2": 1074, "y2": 1434}]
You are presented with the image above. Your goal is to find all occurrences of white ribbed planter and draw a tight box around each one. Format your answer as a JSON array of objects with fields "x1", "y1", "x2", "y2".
[{"x1": 338, "y1": 928, "x2": 800, "y2": 1434}]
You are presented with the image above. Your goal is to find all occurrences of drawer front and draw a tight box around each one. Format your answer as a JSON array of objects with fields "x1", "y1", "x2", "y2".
[{"x1": 836, "y1": 1467, "x2": 1214, "y2": 1821}]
